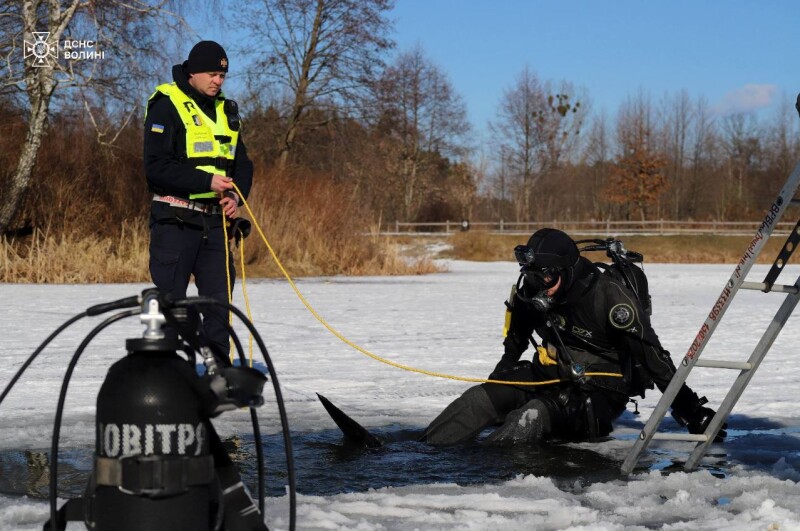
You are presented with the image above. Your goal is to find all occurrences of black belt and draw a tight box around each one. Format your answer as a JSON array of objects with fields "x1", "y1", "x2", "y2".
[
  {"x1": 153, "y1": 194, "x2": 221, "y2": 215},
  {"x1": 95, "y1": 454, "x2": 215, "y2": 497}
]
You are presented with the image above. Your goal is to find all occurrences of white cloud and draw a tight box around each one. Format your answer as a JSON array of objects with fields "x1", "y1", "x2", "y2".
[{"x1": 714, "y1": 83, "x2": 778, "y2": 115}]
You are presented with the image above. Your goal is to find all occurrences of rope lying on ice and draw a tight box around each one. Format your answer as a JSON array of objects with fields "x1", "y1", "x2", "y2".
[{"x1": 232, "y1": 183, "x2": 623, "y2": 387}]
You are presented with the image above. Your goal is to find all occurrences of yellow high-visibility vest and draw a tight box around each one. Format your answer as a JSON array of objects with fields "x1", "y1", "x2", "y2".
[{"x1": 146, "y1": 83, "x2": 239, "y2": 199}]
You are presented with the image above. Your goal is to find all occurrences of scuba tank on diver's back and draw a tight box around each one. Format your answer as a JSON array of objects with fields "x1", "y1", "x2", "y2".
[{"x1": 576, "y1": 237, "x2": 652, "y2": 315}]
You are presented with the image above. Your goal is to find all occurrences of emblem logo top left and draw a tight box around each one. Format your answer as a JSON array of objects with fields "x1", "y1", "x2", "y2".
[{"x1": 23, "y1": 32, "x2": 58, "y2": 67}]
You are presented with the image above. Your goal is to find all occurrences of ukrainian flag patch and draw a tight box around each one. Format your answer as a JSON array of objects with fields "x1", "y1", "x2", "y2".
[{"x1": 150, "y1": 123, "x2": 165, "y2": 133}]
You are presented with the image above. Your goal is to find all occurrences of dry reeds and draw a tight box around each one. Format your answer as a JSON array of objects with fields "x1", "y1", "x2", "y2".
[
  {"x1": 2, "y1": 166, "x2": 441, "y2": 283},
  {"x1": 235, "y1": 169, "x2": 441, "y2": 278},
  {"x1": 1, "y1": 220, "x2": 150, "y2": 283}
]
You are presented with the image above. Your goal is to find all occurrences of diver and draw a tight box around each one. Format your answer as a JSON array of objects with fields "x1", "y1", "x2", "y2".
[{"x1": 421, "y1": 228, "x2": 727, "y2": 446}]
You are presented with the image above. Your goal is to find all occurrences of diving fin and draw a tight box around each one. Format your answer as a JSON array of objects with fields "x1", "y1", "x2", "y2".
[{"x1": 317, "y1": 393, "x2": 383, "y2": 448}]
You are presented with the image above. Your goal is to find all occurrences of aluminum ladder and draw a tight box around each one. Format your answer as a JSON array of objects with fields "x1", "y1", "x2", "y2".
[{"x1": 621, "y1": 161, "x2": 800, "y2": 475}]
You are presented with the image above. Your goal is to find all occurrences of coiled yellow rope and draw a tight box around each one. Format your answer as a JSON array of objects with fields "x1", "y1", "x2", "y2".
[{"x1": 227, "y1": 183, "x2": 623, "y2": 387}]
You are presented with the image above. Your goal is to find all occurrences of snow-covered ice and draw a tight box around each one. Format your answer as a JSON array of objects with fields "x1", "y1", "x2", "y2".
[{"x1": 1, "y1": 260, "x2": 799, "y2": 530}]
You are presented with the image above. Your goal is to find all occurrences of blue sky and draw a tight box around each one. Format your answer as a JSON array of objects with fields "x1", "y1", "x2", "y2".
[
  {"x1": 193, "y1": 1, "x2": 799, "y2": 135},
  {"x1": 389, "y1": 1, "x2": 799, "y2": 134}
]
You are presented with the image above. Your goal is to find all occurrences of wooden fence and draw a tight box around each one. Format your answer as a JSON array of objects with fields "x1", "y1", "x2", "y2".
[{"x1": 383, "y1": 219, "x2": 798, "y2": 237}]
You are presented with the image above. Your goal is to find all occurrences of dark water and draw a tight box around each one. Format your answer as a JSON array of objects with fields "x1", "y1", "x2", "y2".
[
  {"x1": 6, "y1": 416, "x2": 800, "y2": 502},
  {"x1": 0, "y1": 428, "x2": 635, "y2": 501},
  {"x1": 0, "y1": 424, "x2": 732, "y2": 501}
]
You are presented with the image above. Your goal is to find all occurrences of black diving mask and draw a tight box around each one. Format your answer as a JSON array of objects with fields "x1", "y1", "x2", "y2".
[
  {"x1": 514, "y1": 244, "x2": 561, "y2": 290},
  {"x1": 522, "y1": 266, "x2": 560, "y2": 292}
]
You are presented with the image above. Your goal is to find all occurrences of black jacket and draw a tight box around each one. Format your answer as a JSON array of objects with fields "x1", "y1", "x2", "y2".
[
  {"x1": 143, "y1": 64, "x2": 254, "y2": 211},
  {"x1": 501, "y1": 257, "x2": 701, "y2": 411}
]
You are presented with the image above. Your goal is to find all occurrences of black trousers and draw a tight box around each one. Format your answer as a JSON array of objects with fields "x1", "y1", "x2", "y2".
[
  {"x1": 423, "y1": 363, "x2": 629, "y2": 445},
  {"x1": 149, "y1": 218, "x2": 234, "y2": 356},
  {"x1": 485, "y1": 363, "x2": 629, "y2": 439}
]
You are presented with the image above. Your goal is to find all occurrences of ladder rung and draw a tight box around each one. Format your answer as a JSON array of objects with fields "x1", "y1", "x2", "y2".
[
  {"x1": 694, "y1": 359, "x2": 753, "y2": 370},
  {"x1": 651, "y1": 433, "x2": 709, "y2": 442},
  {"x1": 740, "y1": 281, "x2": 800, "y2": 294}
]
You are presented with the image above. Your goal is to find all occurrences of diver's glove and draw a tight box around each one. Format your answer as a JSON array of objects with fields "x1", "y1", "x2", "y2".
[
  {"x1": 671, "y1": 396, "x2": 727, "y2": 442},
  {"x1": 489, "y1": 358, "x2": 531, "y2": 380}
]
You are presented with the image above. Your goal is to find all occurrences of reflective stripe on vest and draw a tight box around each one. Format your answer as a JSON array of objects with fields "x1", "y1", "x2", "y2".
[{"x1": 146, "y1": 82, "x2": 239, "y2": 199}]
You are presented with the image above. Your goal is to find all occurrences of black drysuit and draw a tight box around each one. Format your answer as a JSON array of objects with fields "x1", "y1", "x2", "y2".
[{"x1": 424, "y1": 257, "x2": 707, "y2": 444}]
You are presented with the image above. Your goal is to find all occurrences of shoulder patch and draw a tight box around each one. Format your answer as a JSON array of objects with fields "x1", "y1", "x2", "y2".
[
  {"x1": 610, "y1": 303, "x2": 635, "y2": 329},
  {"x1": 150, "y1": 123, "x2": 165, "y2": 133}
]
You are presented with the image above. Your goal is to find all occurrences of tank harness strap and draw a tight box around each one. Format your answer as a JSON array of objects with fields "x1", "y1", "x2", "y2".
[
  {"x1": 43, "y1": 497, "x2": 85, "y2": 529},
  {"x1": 95, "y1": 454, "x2": 215, "y2": 497}
]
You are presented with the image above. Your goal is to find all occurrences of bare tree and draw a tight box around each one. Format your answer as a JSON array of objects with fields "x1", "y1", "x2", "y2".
[
  {"x1": 685, "y1": 96, "x2": 719, "y2": 218},
  {"x1": 720, "y1": 112, "x2": 762, "y2": 214},
  {"x1": 0, "y1": 0, "x2": 185, "y2": 234},
  {"x1": 445, "y1": 161, "x2": 478, "y2": 221},
  {"x1": 490, "y1": 67, "x2": 584, "y2": 221},
  {"x1": 371, "y1": 46, "x2": 470, "y2": 221},
  {"x1": 658, "y1": 89, "x2": 693, "y2": 218},
  {"x1": 488, "y1": 145, "x2": 512, "y2": 218},
  {"x1": 534, "y1": 83, "x2": 587, "y2": 172},
  {"x1": 584, "y1": 111, "x2": 612, "y2": 218},
  {"x1": 243, "y1": 0, "x2": 394, "y2": 171},
  {"x1": 763, "y1": 94, "x2": 800, "y2": 193},
  {"x1": 490, "y1": 67, "x2": 544, "y2": 221}
]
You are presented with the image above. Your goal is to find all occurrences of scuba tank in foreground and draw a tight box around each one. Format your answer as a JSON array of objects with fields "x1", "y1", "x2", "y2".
[
  {"x1": 0, "y1": 288, "x2": 296, "y2": 531},
  {"x1": 91, "y1": 339, "x2": 216, "y2": 530}
]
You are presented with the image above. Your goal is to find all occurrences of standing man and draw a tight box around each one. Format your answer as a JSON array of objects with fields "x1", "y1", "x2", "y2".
[
  {"x1": 144, "y1": 40, "x2": 253, "y2": 358},
  {"x1": 144, "y1": 42, "x2": 266, "y2": 530}
]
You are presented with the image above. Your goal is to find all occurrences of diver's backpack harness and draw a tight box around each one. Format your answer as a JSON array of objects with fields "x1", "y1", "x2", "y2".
[{"x1": 575, "y1": 237, "x2": 651, "y2": 315}]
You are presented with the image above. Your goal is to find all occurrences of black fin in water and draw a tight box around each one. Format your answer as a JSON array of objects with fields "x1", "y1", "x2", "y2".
[{"x1": 317, "y1": 393, "x2": 383, "y2": 448}]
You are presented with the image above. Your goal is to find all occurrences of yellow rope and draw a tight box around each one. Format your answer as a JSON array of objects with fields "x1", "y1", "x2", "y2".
[
  {"x1": 238, "y1": 231, "x2": 255, "y2": 366},
  {"x1": 219, "y1": 203, "x2": 255, "y2": 367},
  {"x1": 221, "y1": 211, "x2": 235, "y2": 362},
  {"x1": 231, "y1": 183, "x2": 623, "y2": 387}
]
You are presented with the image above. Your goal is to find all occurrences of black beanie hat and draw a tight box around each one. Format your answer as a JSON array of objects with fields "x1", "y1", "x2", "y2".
[
  {"x1": 185, "y1": 40, "x2": 228, "y2": 74},
  {"x1": 526, "y1": 228, "x2": 579, "y2": 269}
]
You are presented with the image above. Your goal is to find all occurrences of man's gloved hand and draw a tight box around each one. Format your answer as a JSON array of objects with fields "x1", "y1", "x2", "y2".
[
  {"x1": 489, "y1": 358, "x2": 531, "y2": 380},
  {"x1": 227, "y1": 218, "x2": 251, "y2": 243},
  {"x1": 671, "y1": 396, "x2": 727, "y2": 442}
]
